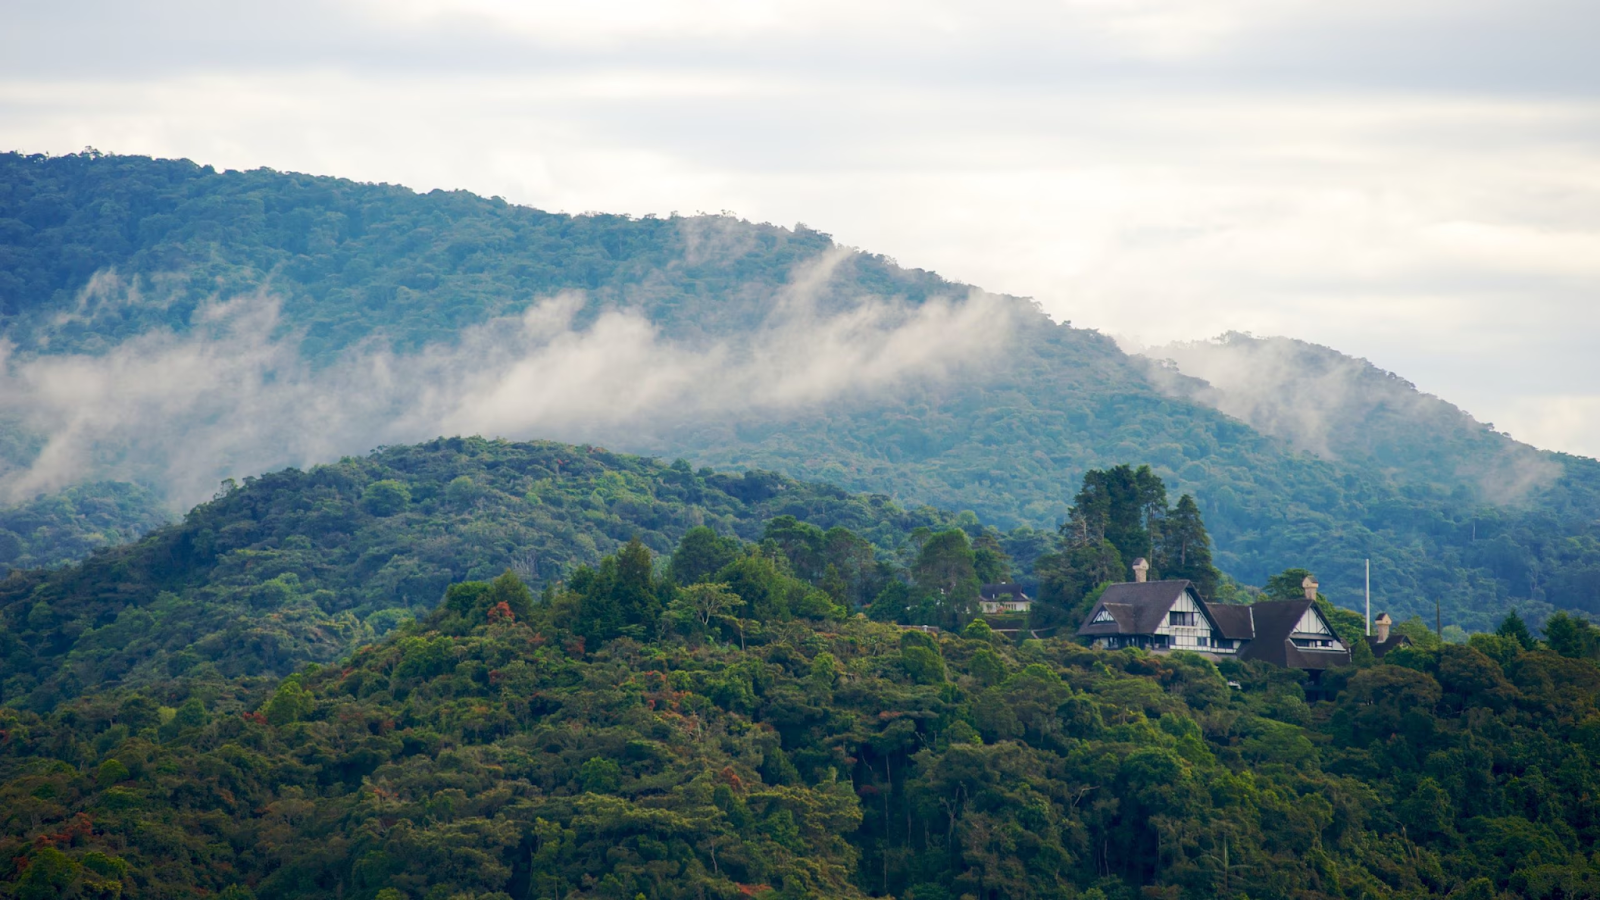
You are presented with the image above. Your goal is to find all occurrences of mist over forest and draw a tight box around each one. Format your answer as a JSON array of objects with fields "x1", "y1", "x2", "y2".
[
  {"x1": 4, "y1": 152, "x2": 1599, "y2": 631},
  {"x1": 4, "y1": 151, "x2": 1600, "y2": 900}
]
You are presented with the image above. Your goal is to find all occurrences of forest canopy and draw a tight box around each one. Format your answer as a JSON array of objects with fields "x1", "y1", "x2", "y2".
[
  {"x1": 5, "y1": 152, "x2": 1600, "y2": 634},
  {"x1": 4, "y1": 517, "x2": 1600, "y2": 900}
]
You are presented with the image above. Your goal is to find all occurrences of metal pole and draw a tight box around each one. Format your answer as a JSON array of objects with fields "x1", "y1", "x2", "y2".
[{"x1": 1365, "y1": 559, "x2": 1371, "y2": 636}]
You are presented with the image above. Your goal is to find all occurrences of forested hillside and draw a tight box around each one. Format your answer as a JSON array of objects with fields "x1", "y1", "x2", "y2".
[
  {"x1": 6, "y1": 531, "x2": 1600, "y2": 900},
  {"x1": 1146, "y1": 333, "x2": 1585, "y2": 505},
  {"x1": 0, "y1": 481, "x2": 171, "y2": 572},
  {"x1": 4, "y1": 151, "x2": 1600, "y2": 631},
  {"x1": 0, "y1": 437, "x2": 974, "y2": 711}
]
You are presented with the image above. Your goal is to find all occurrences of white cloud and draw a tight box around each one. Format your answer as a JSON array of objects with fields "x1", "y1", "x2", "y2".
[
  {"x1": 1495, "y1": 395, "x2": 1600, "y2": 461},
  {"x1": 0, "y1": 265, "x2": 1015, "y2": 506},
  {"x1": 2, "y1": 0, "x2": 1600, "y2": 459}
]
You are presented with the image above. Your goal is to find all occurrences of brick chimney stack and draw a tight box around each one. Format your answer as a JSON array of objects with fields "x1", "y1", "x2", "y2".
[
  {"x1": 1302, "y1": 575, "x2": 1319, "y2": 600},
  {"x1": 1132, "y1": 558, "x2": 1149, "y2": 583},
  {"x1": 1373, "y1": 612, "x2": 1392, "y2": 644}
]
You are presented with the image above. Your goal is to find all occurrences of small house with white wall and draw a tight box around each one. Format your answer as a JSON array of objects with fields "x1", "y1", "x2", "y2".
[{"x1": 979, "y1": 583, "x2": 1032, "y2": 615}]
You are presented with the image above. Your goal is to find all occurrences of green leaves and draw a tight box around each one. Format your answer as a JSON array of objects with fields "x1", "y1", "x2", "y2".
[
  {"x1": 360, "y1": 479, "x2": 411, "y2": 516},
  {"x1": 0, "y1": 439, "x2": 948, "y2": 709},
  {"x1": 579, "y1": 756, "x2": 623, "y2": 794},
  {"x1": 900, "y1": 644, "x2": 946, "y2": 686},
  {"x1": 262, "y1": 676, "x2": 314, "y2": 727}
]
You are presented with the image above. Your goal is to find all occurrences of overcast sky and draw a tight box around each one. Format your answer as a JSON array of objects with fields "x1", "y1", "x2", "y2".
[{"x1": 5, "y1": 0, "x2": 1599, "y2": 458}]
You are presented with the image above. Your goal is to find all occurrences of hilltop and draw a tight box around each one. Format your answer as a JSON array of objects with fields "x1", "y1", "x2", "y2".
[
  {"x1": 0, "y1": 437, "x2": 969, "y2": 710},
  {"x1": 3, "y1": 151, "x2": 1600, "y2": 630}
]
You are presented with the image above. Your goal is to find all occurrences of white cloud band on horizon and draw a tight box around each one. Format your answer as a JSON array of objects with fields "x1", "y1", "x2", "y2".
[{"x1": 2, "y1": 0, "x2": 1600, "y2": 457}]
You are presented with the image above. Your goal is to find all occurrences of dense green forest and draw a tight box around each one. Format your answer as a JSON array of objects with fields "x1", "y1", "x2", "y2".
[
  {"x1": 7, "y1": 508, "x2": 1600, "y2": 899},
  {"x1": 0, "y1": 482, "x2": 171, "y2": 572},
  {"x1": 0, "y1": 438, "x2": 998, "y2": 712},
  {"x1": 4, "y1": 150, "x2": 1600, "y2": 632}
]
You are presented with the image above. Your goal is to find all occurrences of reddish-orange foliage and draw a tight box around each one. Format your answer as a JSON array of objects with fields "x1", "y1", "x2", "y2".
[{"x1": 35, "y1": 813, "x2": 93, "y2": 847}]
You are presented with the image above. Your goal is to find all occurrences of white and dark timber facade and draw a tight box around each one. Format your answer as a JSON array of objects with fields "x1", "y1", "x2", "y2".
[{"x1": 1076, "y1": 569, "x2": 1351, "y2": 696}]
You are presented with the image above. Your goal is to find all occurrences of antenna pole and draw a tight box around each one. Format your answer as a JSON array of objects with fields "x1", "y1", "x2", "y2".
[{"x1": 1365, "y1": 559, "x2": 1371, "y2": 636}]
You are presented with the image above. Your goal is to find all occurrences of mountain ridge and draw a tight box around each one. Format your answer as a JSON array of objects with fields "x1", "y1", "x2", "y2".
[
  {"x1": 4, "y1": 151, "x2": 1600, "y2": 631},
  {"x1": 0, "y1": 436, "x2": 970, "y2": 710}
]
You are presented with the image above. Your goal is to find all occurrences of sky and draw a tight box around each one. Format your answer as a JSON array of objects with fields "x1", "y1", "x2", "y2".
[{"x1": 4, "y1": 0, "x2": 1600, "y2": 458}]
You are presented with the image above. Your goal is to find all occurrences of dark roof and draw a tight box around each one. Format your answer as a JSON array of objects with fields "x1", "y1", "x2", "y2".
[
  {"x1": 1236, "y1": 600, "x2": 1351, "y2": 670},
  {"x1": 1367, "y1": 634, "x2": 1412, "y2": 658},
  {"x1": 980, "y1": 583, "x2": 1031, "y2": 600},
  {"x1": 1204, "y1": 603, "x2": 1256, "y2": 640},
  {"x1": 1076, "y1": 581, "x2": 1195, "y2": 636}
]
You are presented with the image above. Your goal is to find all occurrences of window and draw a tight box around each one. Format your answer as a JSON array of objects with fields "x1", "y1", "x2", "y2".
[{"x1": 1168, "y1": 611, "x2": 1196, "y2": 627}]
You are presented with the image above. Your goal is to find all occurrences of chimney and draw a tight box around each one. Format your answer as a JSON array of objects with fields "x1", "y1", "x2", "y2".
[
  {"x1": 1131, "y1": 558, "x2": 1150, "y2": 583},
  {"x1": 1302, "y1": 575, "x2": 1319, "y2": 600},
  {"x1": 1373, "y1": 612, "x2": 1392, "y2": 644}
]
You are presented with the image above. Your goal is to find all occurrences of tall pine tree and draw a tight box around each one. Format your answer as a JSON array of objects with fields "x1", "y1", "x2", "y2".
[
  {"x1": 1065, "y1": 464, "x2": 1167, "y2": 575},
  {"x1": 1155, "y1": 494, "x2": 1220, "y2": 598}
]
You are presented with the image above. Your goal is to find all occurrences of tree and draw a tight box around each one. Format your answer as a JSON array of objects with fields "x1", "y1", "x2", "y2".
[
  {"x1": 972, "y1": 532, "x2": 1013, "y2": 584},
  {"x1": 901, "y1": 639, "x2": 946, "y2": 685},
  {"x1": 572, "y1": 539, "x2": 666, "y2": 644},
  {"x1": 667, "y1": 582, "x2": 741, "y2": 637},
  {"x1": 613, "y1": 538, "x2": 660, "y2": 630},
  {"x1": 430, "y1": 570, "x2": 535, "y2": 634},
  {"x1": 1496, "y1": 609, "x2": 1536, "y2": 650},
  {"x1": 912, "y1": 530, "x2": 981, "y2": 627},
  {"x1": 1399, "y1": 777, "x2": 1454, "y2": 838},
  {"x1": 488, "y1": 570, "x2": 536, "y2": 621},
  {"x1": 264, "y1": 676, "x2": 314, "y2": 726},
  {"x1": 1040, "y1": 466, "x2": 1170, "y2": 622},
  {"x1": 669, "y1": 526, "x2": 743, "y2": 585},
  {"x1": 1065, "y1": 464, "x2": 1167, "y2": 575},
  {"x1": 1543, "y1": 611, "x2": 1599, "y2": 659},
  {"x1": 821, "y1": 526, "x2": 886, "y2": 608},
  {"x1": 1034, "y1": 539, "x2": 1123, "y2": 627},
  {"x1": 763, "y1": 515, "x2": 826, "y2": 582},
  {"x1": 17, "y1": 847, "x2": 80, "y2": 900},
  {"x1": 1264, "y1": 568, "x2": 1316, "y2": 601},
  {"x1": 1154, "y1": 494, "x2": 1219, "y2": 597},
  {"x1": 361, "y1": 479, "x2": 411, "y2": 516}
]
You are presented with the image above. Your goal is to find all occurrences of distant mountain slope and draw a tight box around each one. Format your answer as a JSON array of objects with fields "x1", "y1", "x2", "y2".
[
  {"x1": 1145, "y1": 332, "x2": 1571, "y2": 503},
  {"x1": 0, "y1": 151, "x2": 946, "y2": 359},
  {"x1": 0, "y1": 480, "x2": 172, "y2": 572},
  {"x1": 4, "y1": 151, "x2": 1600, "y2": 631},
  {"x1": 0, "y1": 437, "x2": 955, "y2": 710}
]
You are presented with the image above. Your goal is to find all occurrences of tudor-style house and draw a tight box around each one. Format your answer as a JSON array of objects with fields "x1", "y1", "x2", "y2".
[
  {"x1": 1076, "y1": 563, "x2": 1351, "y2": 694},
  {"x1": 1366, "y1": 611, "x2": 1411, "y2": 658}
]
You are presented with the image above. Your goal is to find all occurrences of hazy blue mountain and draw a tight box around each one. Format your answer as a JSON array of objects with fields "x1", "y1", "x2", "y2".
[{"x1": 4, "y1": 150, "x2": 1600, "y2": 630}]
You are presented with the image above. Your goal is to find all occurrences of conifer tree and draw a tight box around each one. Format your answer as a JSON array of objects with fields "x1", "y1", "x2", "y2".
[
  {"x1": 1156, "y1": 494, "x2": 1220, "y2": 597},
  {"x1": 1496, "y1": 609, "x2": 1536, "y2": 650},
  {"x1": 1065, "y1": 464, "x2": 1167, "y2": 576}
]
